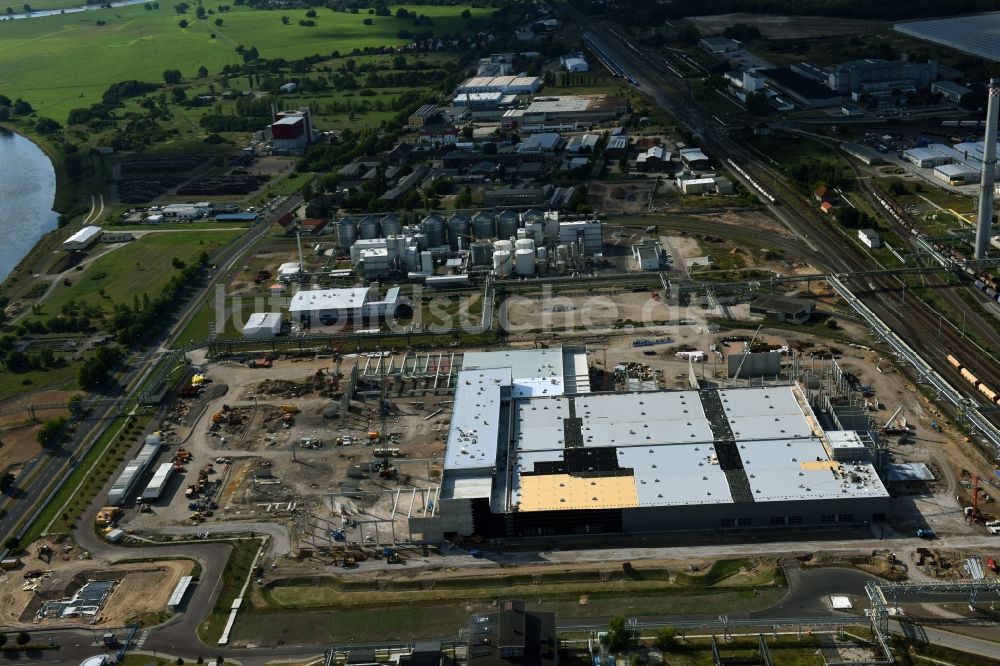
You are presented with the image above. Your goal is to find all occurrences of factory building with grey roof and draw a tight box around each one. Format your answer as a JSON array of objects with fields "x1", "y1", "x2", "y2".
[{"x1": 430, "y1": 347, "x2": 890, "y2": 539}]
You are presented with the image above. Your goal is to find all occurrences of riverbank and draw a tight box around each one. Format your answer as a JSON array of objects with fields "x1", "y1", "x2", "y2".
[{"x1": 0, "y1": 121, "x2": 112, "y2": 293}]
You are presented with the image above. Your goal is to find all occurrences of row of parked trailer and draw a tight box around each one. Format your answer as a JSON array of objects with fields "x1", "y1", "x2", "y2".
[
  {"x1": 726, "y1": 159, "x2": 778, "y2": 204},
  {"x1": 946, "y1": 354, "x2": 1000, "y2": 406},
  {"x1": 872, "y1": 186, "x2": 1000, "y2": 303},
  {"x1": 582, "y1": 32, "x2": 638, "y2": 85},
  {"x1": 107, "y1": 434, "x2": 162, "y2": 506}
]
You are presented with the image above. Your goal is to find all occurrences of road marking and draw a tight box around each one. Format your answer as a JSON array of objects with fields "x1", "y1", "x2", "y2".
[{"x1": 134, "y1": 629, "x2": 150, "y2": 648}]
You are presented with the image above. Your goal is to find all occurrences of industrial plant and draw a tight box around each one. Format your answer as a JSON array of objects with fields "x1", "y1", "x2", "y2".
[{"x1": 419, "y1": 348, "x2": 890, "y2": 540}]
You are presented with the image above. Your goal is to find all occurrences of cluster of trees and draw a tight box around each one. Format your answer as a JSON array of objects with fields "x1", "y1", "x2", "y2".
[
  {"x1": 0, "y1": 95, "x2": 33, "y2": 121},
  {"x1": 0, "y1": 630, "x2": 33, "y2": 648},
  {"x1": 36, "y1": 416, "x2": 67, "y2": 448},
  {"x1": 834, "y1": 206, "x2": 878, "y2": 230},
  {"x1": 786, "y1": 160, "x2": 850, "y2": 192},
  {"x1": 571, "y1": 0, "x2": 1000, "y2": 21},
  {"x1": 78, "y1": 344, "x2": 124, "y2": 390},
  {"x1": 67, "y1": 80, "x2": 159, "y2": 126}
]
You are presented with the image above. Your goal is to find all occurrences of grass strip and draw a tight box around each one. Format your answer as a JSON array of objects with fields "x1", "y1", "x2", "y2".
[{"x1": 198, "y1": 538, "x2": 263, "y2": 645}]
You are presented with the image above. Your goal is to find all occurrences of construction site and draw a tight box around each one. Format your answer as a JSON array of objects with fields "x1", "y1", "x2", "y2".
[{"x1": 83, "y1": 305, "x2": 999, "y2": 577}]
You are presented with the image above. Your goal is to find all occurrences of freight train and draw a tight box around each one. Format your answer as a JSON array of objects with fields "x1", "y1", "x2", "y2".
[
  {"x1": 872, "y1": 186, "x2": 1000, "y2": 303},
  {"x1": 726, "y1": 159, "x2": 778, "y2": 204},
  {"x1": 946, "y1": 354, "x2": 1000, "y2": 406}
]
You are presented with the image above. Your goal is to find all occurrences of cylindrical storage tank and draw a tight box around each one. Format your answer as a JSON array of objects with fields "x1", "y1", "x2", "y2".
[
  {"x1": 472, "y1": 211, "x2": 496, "y2": 239},
  {"x1": 555, "y1": 260, "x2": 567, "y2": 273},
  {"x1": 447, "y1": 214, "x2": 470, "y2": 251},
  {"x1": 493, "y1": 239, "x2": 513, "y2": 253},
  {"x1": 515, "y1": 238, "x2": 535, "y2": 252},
  {"x1": 470, "y1": 241, "x2": 492, "y2": 266},
  {"x1": 516, "y1": 227, "x2": 527, "y2": 240},
  {"x1": 421, "y1": 251, "x2": 433, "y2": 274},
  {"x1": 336, "y1": 218, "x2": 358, "y2": 251},
  {"x1": 529, "y1": 222, "x2": 544, "y2": 245},
  {"x1": 420, "y1": 214, "x2": 446, "y2": 248},
  {"x1": 496, "y1": 212, "x2": 519, "y2": 241},
  {"x1": 515, "y1": 248, "x2": 535, "y2": 276},
  {"x1": 492, "y1": 250, "x2": 511, "y2": 276},
  {"x1": 556, "y1": 244, "x2": 570, "y2": 262},
  {"x1": 536, "y1": 246, "x2": 548, "y2": 273},
  {"x1": 380, "y1": 214, "x2": 402, "y2": 237},
  {"x1": 413, "y1": 233, "x2": 428, "y2": 251},
  {"x1": 359, "y1": 216, "x2": 380, "y2": 240}
]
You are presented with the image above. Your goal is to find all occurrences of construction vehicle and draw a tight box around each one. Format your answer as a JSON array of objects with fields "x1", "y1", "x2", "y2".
[
  {"x1": 384, "y1": 547, "x2": 404, "y2": 565},
  {"x1": 281, "y1": 404, "x2": 299, "y2": 414},
  {"x1": 247, "y1": 357, "x2": 273, "y2": 369},
  {"x1": 917, "y1": 528, "x2": 936, "y2": 539},
  {"x1": 95, "y1": 507, "x2": 121, "y2": 528},
  {"x1": 880, "y1": 407, "x2": 908, "y2": 436},
  {"x1": 987, "y1": 558, "x2": 998, "y2": 573},
  {"x1": 282, "y1": 412, "x2": 294, "y2": 428}
]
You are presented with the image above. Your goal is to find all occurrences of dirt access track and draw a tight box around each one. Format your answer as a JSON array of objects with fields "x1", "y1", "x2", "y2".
[{"x1": 686, "y1": 13, "x2": 884, "y2": 39}]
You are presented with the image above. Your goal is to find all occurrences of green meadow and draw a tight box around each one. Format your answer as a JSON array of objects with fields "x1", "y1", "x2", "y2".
[{"x1": 0, "y1": 3, "x2": 485, "y2": 121}]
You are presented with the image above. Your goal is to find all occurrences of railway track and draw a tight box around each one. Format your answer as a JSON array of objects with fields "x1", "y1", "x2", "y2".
[{"x1": 573, "y1": 16, "x2": 1000, "y2": 434}]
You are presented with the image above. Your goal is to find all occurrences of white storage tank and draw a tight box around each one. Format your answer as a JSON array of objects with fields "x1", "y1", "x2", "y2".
[
  {"x1": 515, "y1": 248, "x2": 535, "y2": 275},
  {"x1": 493, "y1": 239, "x2": 513, "y2": 253},
  {"x1": 515, "y1": 238, "x2": 535, "y2": 252},
  {"x1": 536, "y1": 246, "x2": 548, "y2": 269},
  {"x1": 556, "y1": 244, "x2": 570, "y2": 262},
  {"x1": 516, "y1": 227, "x2": 528, "y2": 240},
  {"x1": 492, "y1": 250, "x2": 512, "y2": 276}
]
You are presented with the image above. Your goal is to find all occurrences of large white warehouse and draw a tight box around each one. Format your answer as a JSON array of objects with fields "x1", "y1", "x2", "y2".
[{"x1": 412, "y1": 348, "x2": 890, "y2": 540}]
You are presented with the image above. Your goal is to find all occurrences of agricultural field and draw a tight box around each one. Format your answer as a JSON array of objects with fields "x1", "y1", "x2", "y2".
[{"x1": 0, "y1": 3, "x2": 489, "y2": 122}]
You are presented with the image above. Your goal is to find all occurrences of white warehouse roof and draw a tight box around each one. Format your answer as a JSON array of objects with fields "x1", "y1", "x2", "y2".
[
  {"x1": 64, "y1": 225, "x2": 103, "y2": 246},
  {"x1": 288, "y1": 287, "x2": 370, "y2": 313}
]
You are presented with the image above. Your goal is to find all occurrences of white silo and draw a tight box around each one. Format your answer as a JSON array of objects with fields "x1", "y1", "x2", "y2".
[
  {"x1": 492, "y1": 250, "x2": 511, "y2": 276},
  {"x1": 493, "y1": 239, "x2": 513, "y2": 253},
  {"x1": 515, "y1": 238, "x2": 535, "y2": 252},
  {"x1": 516, "y1": 227, "x2": 528, "y2": 240},
  {"x1": 556, "y1": 244, "x2": 570, "y2": 263},
  {"x1": 515, "y1": 248, "x2": 535, "y2": 276}
]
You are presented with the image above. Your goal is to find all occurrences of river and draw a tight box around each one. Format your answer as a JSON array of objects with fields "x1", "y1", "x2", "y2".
[
  {"x1": 0, "y1": 131, "x2": 59, "y2": 282},
  {"x1": 1, "y1": 0, "x2": 148, "y2": 21}
]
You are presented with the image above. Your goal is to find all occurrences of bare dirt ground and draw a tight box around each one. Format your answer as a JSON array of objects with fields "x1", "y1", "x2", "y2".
[
  {"x1": 686, "y1": 13, "x2": 885, "y2": 39},
  {"x1": 0, "y1": 390, "x2": 74, "y2": 471},
  {"x1": 124, "y1": 354, "x2": 455, "y2": 552},
  {"x1": 0, "y1": 536, "x2": 191, "y2": 628}
]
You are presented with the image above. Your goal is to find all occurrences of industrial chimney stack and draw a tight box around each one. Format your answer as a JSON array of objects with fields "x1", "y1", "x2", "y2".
[{"x1": 974, "y1": 78, "x2": 1000, "y2": 260}]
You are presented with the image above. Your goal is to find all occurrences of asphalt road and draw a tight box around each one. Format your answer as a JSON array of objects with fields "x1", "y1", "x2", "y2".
[{"x1": 0, "y1": 195, "x2": 302, "y2": 548}]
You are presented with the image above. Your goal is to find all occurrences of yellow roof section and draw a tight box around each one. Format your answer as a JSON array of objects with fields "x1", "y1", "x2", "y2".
[
  {"x1": 518, "y1": 474, "x2": 638, "y2": 511},
  {"x1": 800, "y1": 460, "x2": 839, "y2": 471}
]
